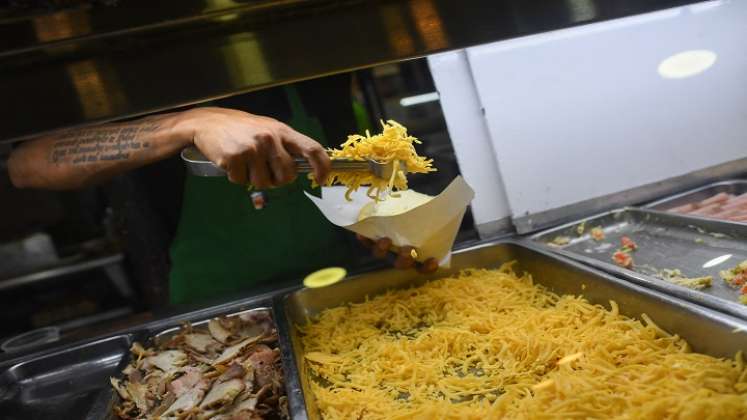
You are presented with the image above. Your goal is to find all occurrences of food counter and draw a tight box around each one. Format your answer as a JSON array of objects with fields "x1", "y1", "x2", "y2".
[
  {"x1": 2, "y1": 228, "x2": 747, "y2": 419},
  {"x1": 3, "y1": 0, "x2": 747, "y2": 418}
]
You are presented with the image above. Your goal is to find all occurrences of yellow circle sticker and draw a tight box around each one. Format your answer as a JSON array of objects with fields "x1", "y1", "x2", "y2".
[{"x1": 304, "y1": 267, "x2": 347, "y2": 288}]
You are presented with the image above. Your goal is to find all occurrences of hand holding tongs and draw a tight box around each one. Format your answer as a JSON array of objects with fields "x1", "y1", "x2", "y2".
[{"x1": 180, "y1": 146, "x2": 402, "y2": 180}]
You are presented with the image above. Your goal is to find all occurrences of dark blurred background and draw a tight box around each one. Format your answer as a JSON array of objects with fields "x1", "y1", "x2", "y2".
[{"x1": 0, "y1": 58, "x2": 476, "y2": 344}]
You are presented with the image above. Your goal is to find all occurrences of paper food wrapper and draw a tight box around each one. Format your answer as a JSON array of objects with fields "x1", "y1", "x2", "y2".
[{"x1": 305, "y1": 176, "x2": 475, "y2": 267}]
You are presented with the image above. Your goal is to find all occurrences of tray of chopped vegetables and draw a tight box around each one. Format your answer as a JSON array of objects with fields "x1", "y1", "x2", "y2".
[{"x1": 529, "y1": 207, "x2": 747, "y2": 320}]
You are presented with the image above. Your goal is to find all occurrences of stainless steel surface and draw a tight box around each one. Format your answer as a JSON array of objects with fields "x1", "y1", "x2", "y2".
[
  {"x1": 55, "y1": 307, "x2": 133, "y2": 332},
  {"x1": 0, "y1": 253, "x2": 123, "y2": 292},
  {"x1": 643, "y1": 179, "x2": 747, "y2": 211},
  {"x1": 1, "y1": 0, "x2": 704, "y2": 143},
  {"x1": 0, "y1": 334, "x2": 134, "y2": 420},
  {"x1": 474, "y1": 216, "x2": 515, "y2": 239},
  {"x1": 0, "y1": 327, "x2": 60, "y2": 354},
  {"x1": 182, "y1": 145, "x2": 395, "y2": 178},
  {"x1": 275, "y1": 240, "x2": 747, "y2": 420},
  {"x1": 0, "y1": 289, "x2": 281, "y2": 368},
  {"x1": 512, "y1": 158, "x2": 747, "y2": 234},
  {"x1": 298, "y1": 159, "x2": 406, "y2": 180},
  {"x1": 180, "y1": 146, "x2": 227, "y2": 177},
  {"x1": 0, "y1": 233, "x2": 58, "y2": 279},
  {"x1": 151, "y1": 306, "x2": 270, "y2": 346},
  {"x1": 529, "y1": 207, "x2": 747, "y2": 320}
]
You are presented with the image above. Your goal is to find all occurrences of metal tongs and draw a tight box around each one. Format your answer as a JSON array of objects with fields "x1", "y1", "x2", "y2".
[{"x1": 180, "y1": 146, "x2": 403, "y2": 180}]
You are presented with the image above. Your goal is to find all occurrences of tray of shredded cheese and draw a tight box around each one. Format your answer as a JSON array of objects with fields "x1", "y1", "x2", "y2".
[{"x1": 274, "y1": 241, "x2": 747, "y2": 419}]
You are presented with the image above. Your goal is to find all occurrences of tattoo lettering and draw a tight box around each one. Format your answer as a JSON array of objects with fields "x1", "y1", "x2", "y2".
[{"x1": 49, "y1": 122, "x2": 158, "y2": 165}]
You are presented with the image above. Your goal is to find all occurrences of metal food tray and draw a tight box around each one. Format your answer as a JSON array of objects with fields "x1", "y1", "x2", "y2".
[
  {"x1": 151, "y1": 307, "x2": 272, "y2": 346},
  {"x1": 530, "y1": 207, "x2": 747, "y2": 320},
  {"x1": 643, "y1": 179, "x2": 747, "y2": 215},
  {"x1": 0, "y1": 334, "x2": 135, "y2": 420},
  {"x1": 274, "y1": 241, "x2": 747, "y2": 420},
  {"x1": 99, "y1": 306, "x2": 276, "y2": 420},
  {"x1": 0, "y1": 296, "x2": 278, "y2": 420}
]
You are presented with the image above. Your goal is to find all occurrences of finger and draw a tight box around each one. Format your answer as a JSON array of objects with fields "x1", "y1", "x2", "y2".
[
  {"x1": 247, "y1": 149, "x2": 273, "y2": 189},
  {"x1": 225, "y1": 156, "x2": 248, "y2": 185},
  {"x1": 373, "y1": 237, "x2": 393, "y2": 259},
  {"x1": 417, "y1": 258, "x2": 439, "y2": 274},
  {"x1": 394, "y1": 254, "x2": 415, "y2": 270},
  {"x1": 375, "y1": 237, "x2": 392, "y2": 251},
  {"x1": 372, "y1": 247, "x2": 388, "y2": 259},
  {"x1": 269, "y1": 137, "x2": 297, "y2": 186},
  {"x1": 399, "y1": 246, "x2": 417, "y2": 259},
  {"x1": 280, "y1": 127, "x2": 331, "y2": 184},
  {"x1": 305, "y1": 146, "x2": 331, "y2": 185},
  {"x1": 356, "y1": 233, "x2": 374, "y2": 249}
]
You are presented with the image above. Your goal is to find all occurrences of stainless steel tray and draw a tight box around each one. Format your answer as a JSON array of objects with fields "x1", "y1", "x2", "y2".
[
  {"x1": 151, "y1": 307, "x2": 271, "y2": 346},
  {"x1": 93, "y1": 304, "x2": 279, "y2": 420},
  {"x1": 643, "y1": 179, "x2": 747, "y2": 214},
  {"x1": 0, "y1": 290, "x2": 283, "y2": 420},
  {"x1": 0, "y1": 334, "x2": 135, "y2": 420},
  {"x1": 275, "y1": 241, "x2": 747, "y2": 420},
  {"x1": 530, "y1": 207, "x2": 747, "y2": 320}
]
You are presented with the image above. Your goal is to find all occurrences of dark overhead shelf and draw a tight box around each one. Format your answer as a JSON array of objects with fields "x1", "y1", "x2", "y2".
[{"x1": 0, "y1": 0, "x2": 707, "y2": 142}]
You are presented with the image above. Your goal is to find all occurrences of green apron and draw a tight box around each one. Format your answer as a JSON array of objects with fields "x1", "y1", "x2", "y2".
[{"x1": 169, "y1": 87, "x2": 353, "y2": 304}]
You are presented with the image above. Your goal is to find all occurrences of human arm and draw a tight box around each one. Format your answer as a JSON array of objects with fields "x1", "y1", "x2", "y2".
[{"x1": 8, "y1": 107, "x2": 331, "y2": 190}]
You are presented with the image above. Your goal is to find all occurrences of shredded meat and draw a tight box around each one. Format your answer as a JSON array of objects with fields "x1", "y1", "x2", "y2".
[
  {"x1": 111, "y1": 309, "x2": 286, "y2": 419},
  {"x1": 185, "y1": 333, "x2": 220, "y2": 353},
  {"x1": 246, "y1": 345, "x2": 279, "y2": 388},
  {"x1": 209, "y1": 318, "x2": 234, "y2": 344},
  {"x1": 200, "y1": 378, "x2": 245, "y2": 410},
  {"x1": 168, "y1": 366, "x2": 203, "y2": 397},
  {"x1": 218, "y1": 362, "x2": 247, "y2": 382}
]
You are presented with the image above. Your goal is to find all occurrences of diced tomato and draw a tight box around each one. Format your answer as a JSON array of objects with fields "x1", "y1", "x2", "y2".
[
  {"x1": 741, "y1": 284, "x2": 747, "y2": 295},
  {"x1": 612, "y1": 251, "x2": 633, "y2": 268},
  {"x1": 734, "y1": 274, "x2": 746, "y2": 286},
  {"x1": 620, "y1": 236, "x2": 637, "y2": 251}
]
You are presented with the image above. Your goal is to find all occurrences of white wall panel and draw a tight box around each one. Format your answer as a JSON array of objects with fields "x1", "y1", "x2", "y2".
[
  {"x1": 466, "y1": 0, "x2": 747, "y2": 220},
  {"x1": 428, "y1": 50, "x2": 512, "y2": 237}
]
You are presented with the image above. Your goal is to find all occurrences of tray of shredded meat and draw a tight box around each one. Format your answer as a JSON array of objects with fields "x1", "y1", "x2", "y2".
[
  {"x1": 276, "y1": 241, "x2": 747, "y2": 419},
  {"x1": 531, "y1": 207, "x2": 747, "y2": 320},
  {"x1": 110, "y1": 308, "x2": 288, "y2": 419}
]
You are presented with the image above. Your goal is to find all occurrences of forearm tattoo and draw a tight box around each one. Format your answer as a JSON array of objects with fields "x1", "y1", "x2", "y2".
[{"x1": 49, "y1": 121, "x2": 159, "y2": 165}]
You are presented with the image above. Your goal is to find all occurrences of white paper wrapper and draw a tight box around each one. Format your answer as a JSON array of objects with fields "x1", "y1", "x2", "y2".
[{"x1": 305, "y1": 176, "x2": 475, "y2": 266}]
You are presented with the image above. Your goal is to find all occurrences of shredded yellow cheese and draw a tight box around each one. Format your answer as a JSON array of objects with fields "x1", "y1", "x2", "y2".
[
  {"x1": 313, "y1": 120, "x2": 435, "y2": 200},
  {"x1": 531, "y1": 379, "x2": 555, "y2": 391},
  {"x1": 556, "y1": 352, "x2": 583, "y2": 366},
  {"x1": 300, "y1": 263, "x2": 747, "y2": 419}
]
